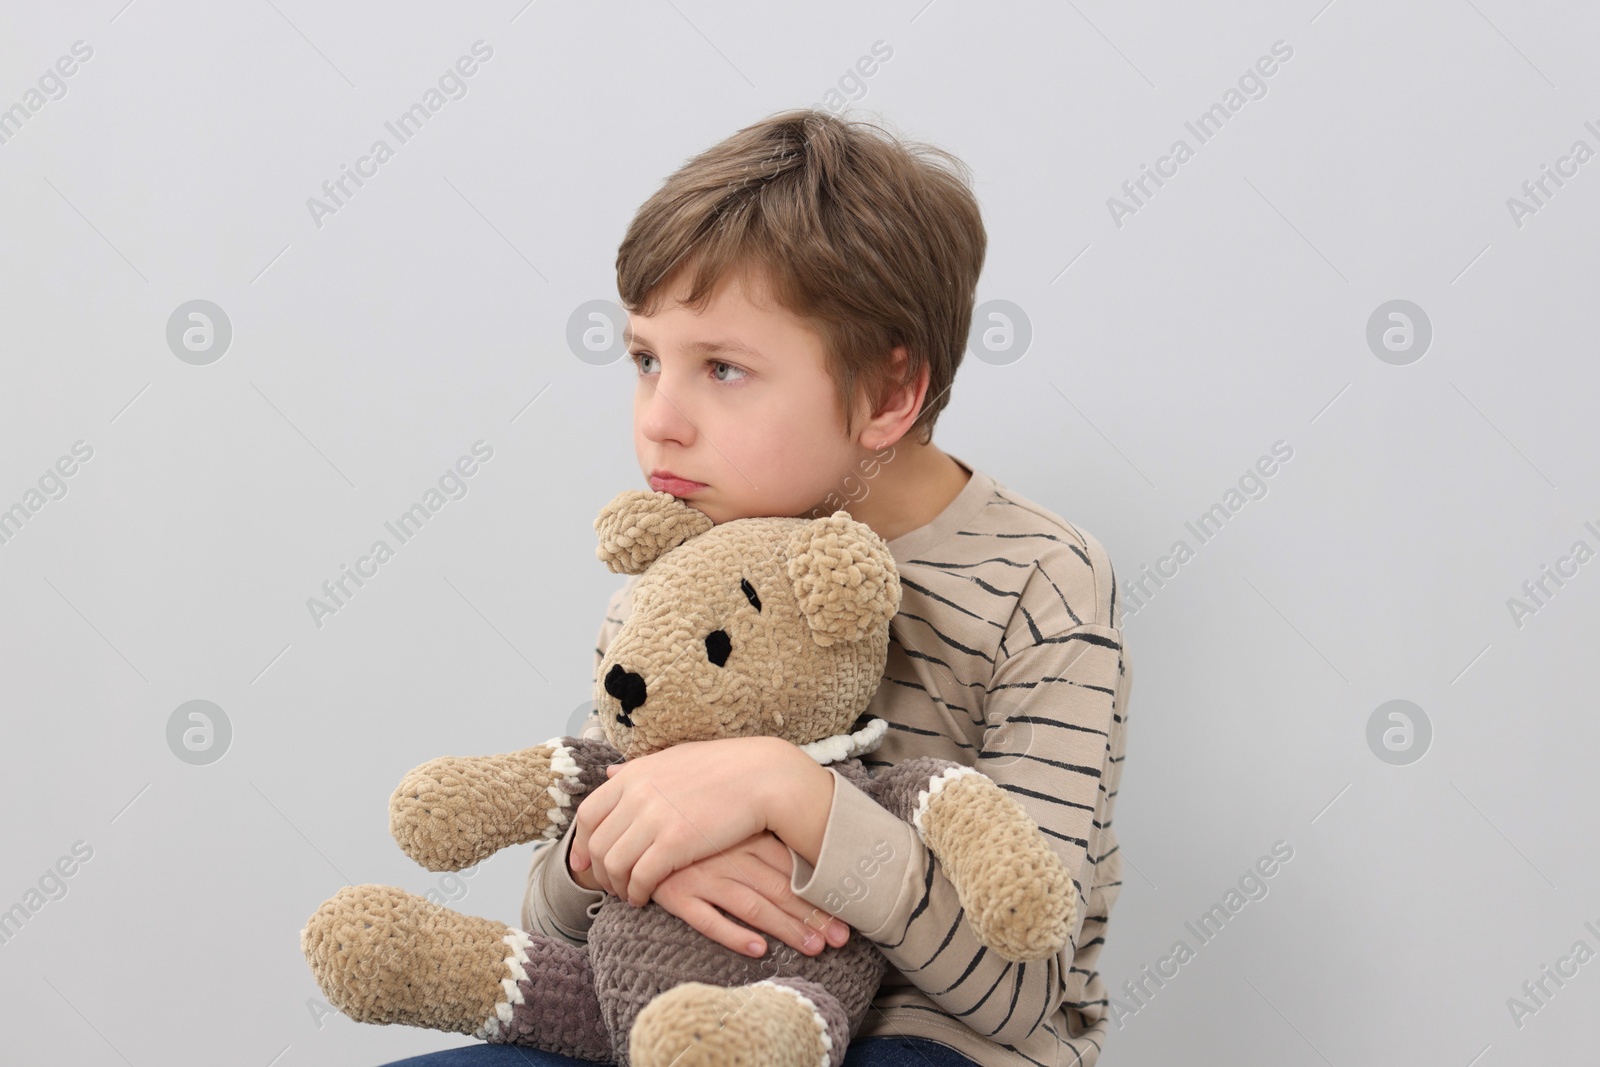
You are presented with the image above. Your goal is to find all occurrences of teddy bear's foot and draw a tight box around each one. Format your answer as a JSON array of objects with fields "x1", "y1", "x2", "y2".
[
  {"x1": 628, "y1": 978, "x2": 848, "y2": 1067},
  {"x1": 911, "y1": 765, "x2": 1075, "y2": 962},
  {"x1": 301, "y1": 884, "x2": 507, "y2": 1033},
  {"x1": 300, "y1": 884, "x2": 612, "y2": 1061}
]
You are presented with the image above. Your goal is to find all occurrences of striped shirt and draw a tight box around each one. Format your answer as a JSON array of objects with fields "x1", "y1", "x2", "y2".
[{"x1": 523, "y1": 455, "x2": 1132, "y2": 1066}]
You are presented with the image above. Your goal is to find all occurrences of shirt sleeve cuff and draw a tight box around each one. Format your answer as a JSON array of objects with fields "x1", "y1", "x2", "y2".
[
  {"x1": 526, "y1": 819, "x2": 607, "y2": 937},
  {"x1": 787, "y1": 767, "x2": 923, "y2": 943}
]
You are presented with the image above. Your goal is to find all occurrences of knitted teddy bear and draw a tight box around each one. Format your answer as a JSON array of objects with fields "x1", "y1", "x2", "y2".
[{"x1": 301, "y1": 489, "x2": 1074, "y2": 1067}]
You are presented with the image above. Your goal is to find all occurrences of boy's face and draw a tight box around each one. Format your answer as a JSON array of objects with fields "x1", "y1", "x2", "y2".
[{"x1": 627, "y1": 263, "x2": 868, "y2": 524}]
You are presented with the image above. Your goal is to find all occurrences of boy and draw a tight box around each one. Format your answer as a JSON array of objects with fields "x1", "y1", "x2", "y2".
[{"x1": 525, "y1": 110, "x2": 1132, "y2": 1067}]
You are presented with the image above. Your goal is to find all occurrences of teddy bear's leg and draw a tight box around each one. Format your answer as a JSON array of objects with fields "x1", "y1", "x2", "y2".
[
  {"x1": 301, "y1": 884, "x2": 612, "y2": 1061},
  {"x1": 865, "y1": 757, "x2": 1075, "y2": 963},
  {"x1": 628, "y1": 977, "x2": 849, "y2": 1067}
]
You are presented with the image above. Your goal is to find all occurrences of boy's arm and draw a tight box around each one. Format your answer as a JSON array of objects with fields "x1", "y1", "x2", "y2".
[
  {"x1": 778, "y1": 622, "x2": 1130, "y2": 1048},
  {"x1": 520, "y1": 578, "x2": 635, "y2": 939}
]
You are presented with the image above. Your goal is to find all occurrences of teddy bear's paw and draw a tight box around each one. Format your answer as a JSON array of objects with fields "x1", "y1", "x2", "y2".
[
  {"x1": 913, "y1": 767, "x2": 1076, "y2": 963},
  {"x1": 390, "y1": 744, "x2": 583, "y2": 871},
  {"x1": 299, "y1": 884, "x2": 521, "y2": 1036},
  {"x1": 594, "y1": 489, "x2": 715, "y2": 574},
  {"x1": 629, "y1": 978, "x2": 847, "y2": 1067}
]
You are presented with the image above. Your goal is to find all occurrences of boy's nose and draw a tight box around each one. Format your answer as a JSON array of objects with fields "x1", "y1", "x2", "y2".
[
  {"x1": 604, "y1": 663, "x2": 647, "y2": 721},
  {"x1": 639, "y1": 386, "x2": 697, "y2": 447}
]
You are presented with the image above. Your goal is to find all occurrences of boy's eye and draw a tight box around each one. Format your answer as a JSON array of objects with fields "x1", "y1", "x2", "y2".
[{"x1": 629, "y1": 351, "x2": 746, "y2": 384}]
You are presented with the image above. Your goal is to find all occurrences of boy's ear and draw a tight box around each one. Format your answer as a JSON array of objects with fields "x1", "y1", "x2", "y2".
[
  {"x1": 786, "y1": 511, "x2": 901, "y2": 646},
  {"x1": 594, "y1": 490, "x2": 715, "y2": 574}
]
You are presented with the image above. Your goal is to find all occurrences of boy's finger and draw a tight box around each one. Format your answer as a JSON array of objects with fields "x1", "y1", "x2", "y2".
[
  {"x1": 730, "y1": 862, "x2": 833, "y2": 957},
  {"x1": 571, "y1": 781, "x2": 622, "y2": 854},
  {"x1": 681, "y1": 897, "x2": 767, "y2": 958},
  {"x1": 628, "y1": 845, "x2": 678, "y2": 908},
  {"x1": 569, "y1": 815, "x2": 591, "y2": 870},
  {"x1": 721, "y1": 882, "x2": 823, "y2": 958},
  {"x1": 582, "y1": 805, "x2": 632, "y2": 884},
  {"x1": 600, "y1": 822, "x2": 656, "y2": 905}
]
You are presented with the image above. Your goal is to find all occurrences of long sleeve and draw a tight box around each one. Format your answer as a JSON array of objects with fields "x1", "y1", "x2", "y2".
[
  {"x1": 521, "y1": 805, "x2": 607, "y2": 943},
  {"x1": 787, "y1": 621, "x2": 1127, "y2": 1047},
  {"x1": 519, "y1": 576, "x2": 637, "y2": 939}
]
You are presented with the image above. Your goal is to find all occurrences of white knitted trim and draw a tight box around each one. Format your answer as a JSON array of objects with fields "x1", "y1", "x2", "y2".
[
  {"x1": 470, "y1": 928, "x2": 534, "y2": 1040},
  {"x1": 910, "y1": 765, "x2": 981, "y2": 843},
  {"x1": 750, "y1": 980, "x2": 831, "y2": 1067},
  {"x1": 537, "y1": 744, "x2": 584, "y2": 841},
  {"x1": 797, "y1": 716, "x2": 889, "y2": 766}
]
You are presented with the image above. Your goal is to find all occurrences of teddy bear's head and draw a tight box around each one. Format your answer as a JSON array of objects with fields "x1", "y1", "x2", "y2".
[{"x1": 590, "y1": 490, "x2": 901, "y2": 761}]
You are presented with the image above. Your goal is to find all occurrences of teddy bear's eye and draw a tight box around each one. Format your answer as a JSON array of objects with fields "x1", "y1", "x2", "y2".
[
  {"x1": 705, "y1": 629, "x2": 731, "y2": 667},
  {"x1": 740, "y1": 577, "x2": 761, "y2": 612}
]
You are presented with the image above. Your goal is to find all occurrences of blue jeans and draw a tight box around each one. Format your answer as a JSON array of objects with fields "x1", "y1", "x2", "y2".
[{"x1": 378, "y1": 1034, "x2": 979, "y2": 1066}]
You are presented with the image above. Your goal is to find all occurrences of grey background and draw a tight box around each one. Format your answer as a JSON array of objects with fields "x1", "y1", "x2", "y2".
[{"x1": 2, "y1": 1, "x2": 1596, "y2": 1064}]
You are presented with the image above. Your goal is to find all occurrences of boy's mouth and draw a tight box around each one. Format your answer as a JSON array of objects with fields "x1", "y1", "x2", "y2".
[{"x1": 649, "y1": 471, "x2": 707, "y2": 496}]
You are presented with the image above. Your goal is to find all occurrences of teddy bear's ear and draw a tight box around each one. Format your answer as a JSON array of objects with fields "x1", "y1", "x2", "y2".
[
  {"x1": 594, "y1": 490, "x2": 716, "y2": 574},
  {"x1": 785, "y1": 511, "x2": 902, "y2": 646}
]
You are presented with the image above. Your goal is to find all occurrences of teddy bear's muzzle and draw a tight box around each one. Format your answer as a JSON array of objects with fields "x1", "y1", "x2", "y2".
[{"x1": 604, "y1": 662, "x2": 647, "y2": 726}]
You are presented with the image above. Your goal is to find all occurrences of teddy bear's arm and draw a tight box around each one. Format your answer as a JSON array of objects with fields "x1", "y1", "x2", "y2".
[
  {"x1": 851, "y1": 756, "x2": 1073, "y2": 964},
  {"x1": 389, "y1": 737, "x2": 624, "y2": 872}
]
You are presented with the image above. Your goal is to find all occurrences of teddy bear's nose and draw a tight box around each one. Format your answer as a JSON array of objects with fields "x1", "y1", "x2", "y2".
[{"x1": 604, "y1": 663, "x2": 647, "y2": 721}]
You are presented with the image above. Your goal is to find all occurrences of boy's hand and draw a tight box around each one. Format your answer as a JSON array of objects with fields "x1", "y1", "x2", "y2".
[
  {"x1": 570, "y1": 736, "x2": 791, "y2": 906},
  {"x1": 650, "y1": 829, "x2": 851, "y2": 959}
]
